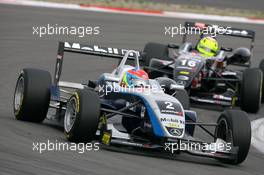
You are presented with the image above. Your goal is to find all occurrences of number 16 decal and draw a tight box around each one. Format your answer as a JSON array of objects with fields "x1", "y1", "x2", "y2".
[{"x1": 180, "y1": 59, "x2": 196, "y2": 67}]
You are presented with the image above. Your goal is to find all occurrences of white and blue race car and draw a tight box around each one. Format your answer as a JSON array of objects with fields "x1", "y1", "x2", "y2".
[{"x1": 14, "y1": 41, "x2": 251, "y2": 164}]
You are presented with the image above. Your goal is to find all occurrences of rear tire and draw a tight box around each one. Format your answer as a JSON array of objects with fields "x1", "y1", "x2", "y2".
[
  {"x1": 156, "y1": 77, "x2": 190, "y2": 110},
  {"x1": 13, "y1": 68, "x2": 51, "y2": 123},
  {"x1": 240, "y1": 68, "x2": 262, "y2": 113},
  {"x1": 64, "y1": 88, "x2": 100, "y2": 142},
  {"x1": 173, "y1": 90, "x2": 190, "y2": 110},
  {"x1": 259, "y1": 59, "x2": 264, "y2": 102},
  {"x1": 215, "y1": 110, "x2": 251, "y2": 164},
  {"x1": 142, "y1": 42, "x2": 170, "y2": 66}
]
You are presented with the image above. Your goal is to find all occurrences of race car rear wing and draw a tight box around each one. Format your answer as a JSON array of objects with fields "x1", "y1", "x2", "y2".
[
  {"x1": 54, "y1": 41, "x2": 142, "y2": 85},
  {"x1": 182, "y1": 21, "x2": 255, "y2": 51}
]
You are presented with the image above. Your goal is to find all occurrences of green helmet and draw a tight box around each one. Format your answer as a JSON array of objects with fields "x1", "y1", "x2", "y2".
[{"x1": 197, "y1": 37, "x2": 219, "y2": 57}]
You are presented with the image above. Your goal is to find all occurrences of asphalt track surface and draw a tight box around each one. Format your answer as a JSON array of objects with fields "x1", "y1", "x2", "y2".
[
  {"x1": 0, "y1": 4, "x2": 264, "y2": 175},
  {"x1": 150, "y1": 0, "x2": 264, "y2": 11}
]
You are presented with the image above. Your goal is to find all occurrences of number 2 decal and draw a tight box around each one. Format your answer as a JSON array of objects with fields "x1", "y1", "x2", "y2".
[
  {"x1": 156, "y1": 100, "x2": 183, "y2": 115},
  {"x1": 165, "y1": 102, "x2": 174, "y2": 110}
]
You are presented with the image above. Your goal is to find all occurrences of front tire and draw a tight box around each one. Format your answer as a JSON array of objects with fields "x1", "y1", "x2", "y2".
[
  {"x1": 13, "y1": 68, "x2": 51, "y2": 122},
  {"x1": 215, "y1": 110, "x2": 251, "y2": 164},
  {"x1": 259, "y1": 59, "x2": 264, "y2": 102},
  {"x1": 240, "y1": 68, "x2": 262, "y2": 113},
  {"x1": 64, "y1": 88, "x2": 100, "y2": 142}
]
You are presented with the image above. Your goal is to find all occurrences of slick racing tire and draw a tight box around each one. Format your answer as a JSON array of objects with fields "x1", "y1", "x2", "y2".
[
  {"x1": 142, "y1": 42, "x2": 170, "y2": 66},
  {"x1": 156, "y1": 77, "x2": 190, "y2": 110},
  {"x1": 173, "y1": 90, "x2": 190, "y2": 110},
  {"x1": 64, "y1": 88, "x2": 100, "y2": 142},
  {"x1": 215, "y1": 110, "x2": 251, "y2": 164},
  {"x1": 259, "y1": 59, "x2": 264, "y2": 102},
  {"x1": 241, "y1": 68, "x2": 262, "y2": 113},
  {"x1": 13, "y1": 68, "x2": 51, "y2": 123}
]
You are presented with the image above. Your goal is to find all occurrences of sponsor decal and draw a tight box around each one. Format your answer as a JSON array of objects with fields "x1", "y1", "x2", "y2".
[
  {"x1": 57, "y1": 55, "x2": 63, "y2": 59},
  {"x1": 213, "y1": 95, "x2": 232, "y2": 101},
  {"x1": 160, "y1": 117, "x2": 185, "y2": 124},
  {"x1": 177, "y1": 75, "x2": 189, "y2": 81},
  {"x1": 176, "y1": 66, "x2": 192, "y2": 70},
  {"x1": 241, "y1": 30, "x2": 249, "y2": 36},
  {"x1": 221, "y1": 71, "x2": 237, "y2": 76},
  {"x1": 101, "y1": 131, "x2": 111, "y2": 145},
  {"x1": 64, "y1": 42, "x2": 140, "y2": 58},
  {"x1": 179, "y1": 71, "x2": 190, "y2": 75},
  {"x1": 194, "y1": 22, "x2": 205, "y2": 29},
  {"x1": 176, "y1": 80, "x2": 187, "y2": 86},
  {"x1": 168, "y1": 128, "x2": 183, "y2": 136}
]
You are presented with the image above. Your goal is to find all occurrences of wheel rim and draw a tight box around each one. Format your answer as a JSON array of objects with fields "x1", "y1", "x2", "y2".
[
  {"x1": 216, "y1": 118, "x2": 232, "y2": 143},
  {"x1": 64, "y1": 97, "x2": 78, "y2": 132},
  {"x1": 14, "y1": 76, "x2": 24, "y2": 113}
]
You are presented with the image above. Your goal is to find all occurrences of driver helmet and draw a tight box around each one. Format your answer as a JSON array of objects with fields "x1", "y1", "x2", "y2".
[
  {"x1": 121, "y1": 69, "x2": 149, "y2": 87},
  {"x1": 197, "y1": 36, "x2": 219, "y2": 57}
]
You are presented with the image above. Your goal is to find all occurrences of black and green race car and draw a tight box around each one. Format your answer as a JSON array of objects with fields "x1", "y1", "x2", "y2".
[{"x1": 141, "y1": 21, "x2": 263, "y2": 113}]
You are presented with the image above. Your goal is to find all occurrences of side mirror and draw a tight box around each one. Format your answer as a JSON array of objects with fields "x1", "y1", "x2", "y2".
[
  {"x1": 228, "y1": 47, "x2": 251, "y2": 64},
  {"x1": 100, "y1": 73, "x2": 120, "y2": 83},
  {"x1": 221, "y1": 47, "x2": 233, "y2": 52},
  {"x1": 168, "y1": 43, "x2": 179, "y2": 49},
  {"x1": 105, "y1": 76, "x2": 119, "y2": 83}
]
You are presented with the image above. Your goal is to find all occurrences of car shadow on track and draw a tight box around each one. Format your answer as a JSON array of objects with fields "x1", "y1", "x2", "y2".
[{"x1": 100, "y1": 144, "x2": 232, "y2": 168}]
